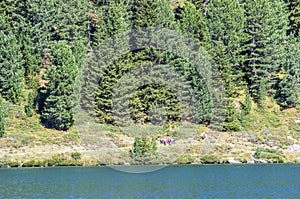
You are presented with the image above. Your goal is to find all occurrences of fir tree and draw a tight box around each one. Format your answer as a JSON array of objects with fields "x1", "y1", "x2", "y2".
[
  {"x1": 41, "y1": 41, "x2": 78, "y2": 130},
  {"x1": 0, "y1": 96, "x2": 5, "y2": 137},
  {"x1": 175, "y1": 1, "x2": 208, "y2": 46},
  {"x1": 82, "y1": 0, "x2": 131, "y2": 121},
  {"x1": 206, "y1": 0, "x2": 245, "y2": 130},
  {"x1": 241, "y1": 0, "x2": 289, "y2": 103},
  {"x1": 275, "y1": 39, "x2": 300, "y2": 108},
  {"x1": 0, "y1": 31, "x2": 24, "y2": 103}
]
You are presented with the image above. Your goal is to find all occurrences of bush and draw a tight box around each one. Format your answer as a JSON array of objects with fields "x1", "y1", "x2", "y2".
[
  {"x1": 25, "y1": 92, "x2": 35, "y2": 117},
  {"x1": 71, "y1": 152, "x2": 82, "y2": 160},
  {"x1": 0, "y1": 158, "x2": 8, "y2": 167},
  {"x1": 9, "y1": 161, "x2": 19, "y2": 167},
  {"x1": 47, "y1": 154, "x2": 83, "y2": 166},
  {"x1": 176, "y1": 154, "x2": 195, "y2": 164},
  {"x1": 200, "y1": 154, "x2": 220, "y2": 164},
  {"x1": 254, "y1": 148, "x2": 284, "y2": 163},
  {"x1": 131, "y1": 137, "x2": 157, "y2": 157},
  {"x1": 23, "y1": 160, "x2": 44, "y2": 167}
]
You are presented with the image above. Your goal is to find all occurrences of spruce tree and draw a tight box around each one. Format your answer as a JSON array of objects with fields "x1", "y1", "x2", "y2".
[
  {"x1": 41, "y1": 41, "x2": 78, "y2": 130},
  {"x1": 0, "y1": 96, "x2": 5, "y2": 138},
  {"x1": 175, "y1": 1, "x2": 208, "y2": 47},
  {"x1": 0, "y1": 31, "x2": 24, "y2": 103},
  {"x1": 241, "y1": 0, "x2": 289, "y2": 103},
  {"x1": 275, "y1": 39, "x2": 300, "y2": 108},
  {"x1": 206, "y1": 0, "x2": 245, "y2": 130},
  {"x1": 82, "y1": 0, "x2": 131, "y2": 121}
]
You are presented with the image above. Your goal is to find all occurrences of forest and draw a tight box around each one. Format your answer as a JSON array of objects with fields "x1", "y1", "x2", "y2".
[{"x1": 0, "y1": 0, "x2": 299, "y2": 137}]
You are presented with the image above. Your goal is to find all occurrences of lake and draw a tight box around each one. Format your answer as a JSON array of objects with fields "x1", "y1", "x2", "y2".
[{"x1": 0, "y1": 164, "x2": 299, "y2": 198}]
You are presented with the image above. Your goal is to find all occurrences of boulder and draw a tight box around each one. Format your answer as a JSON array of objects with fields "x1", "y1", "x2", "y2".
[
  {"x1": 287, "y1": 144, "x2": 300, "y2": 152},
  {"x1": 246, "y1": 157, "x2": 255, "y2": 164},
  {"x1": 254, "y1": 159, "x2": 268, "y2": 164},
  {"x1": 227, "y1": 157, "x2": 241, "y2": 164}
]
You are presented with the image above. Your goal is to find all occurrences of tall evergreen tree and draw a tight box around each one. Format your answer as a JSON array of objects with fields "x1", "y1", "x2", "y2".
[
  {"x1": 81, "y1": 0, "x2": 131, "y2": 120},
  {"x1": 206, "y1": 0, "x2": 246, "y2": 130},
  {"x1": 241, "y1": 0, "x2": 289, "y2": 104},
  {"x1": 0, "y1": 31, "x2": 24, "y2": 103},
  {"x1": 0, "y1": 96, "x2": 5, "y2": 138},
  {"x1": 175, "y1": 1, "x2": 208, "y2": 47},
  {"x1": 41, "y1": 41, "x2": 78, "y2": 130},
  {"x1": 275, "y1": 39, "x2": 300, "y2": 108},
  {"x1": 22, "y1": 0, "x2": 90, "y2": 85}
]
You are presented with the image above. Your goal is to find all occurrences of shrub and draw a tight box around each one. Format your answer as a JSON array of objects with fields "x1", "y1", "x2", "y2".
[
  {"x1": 176, "y1": 154, "x2": 195, "y2": 164},
  {"x1": 23, "y1": 160, "x2": 44, "y2": 167},
  {"x1": 200, "y1": 154, "x2": 220, "y2": 164},
  {"x1": 254, "y1": 148, "x2": 284, "y2": 163},
  {"x1": 9, "y1": 161, "x2": 19, "y2": 167},
  {"x1": 0, "y1": 158, "x2": 8, "y2": 167},
  {"x1": 71, "y1": 152, "x2": 82, "y2": 160}
]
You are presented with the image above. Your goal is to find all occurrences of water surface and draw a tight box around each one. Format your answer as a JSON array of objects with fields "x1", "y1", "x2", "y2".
[{"x1": 0, "y1": 164, "x2": 299, "y2": 198}]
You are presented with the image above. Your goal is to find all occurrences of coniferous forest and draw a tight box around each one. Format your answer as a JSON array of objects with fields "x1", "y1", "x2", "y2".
[{"x1": 0, "y1": 0, "x2": 300, "y2": 165}]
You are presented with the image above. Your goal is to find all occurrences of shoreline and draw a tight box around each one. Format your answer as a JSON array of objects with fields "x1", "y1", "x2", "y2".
[
  {"x1": 1, "y1": 158, "x2": 299, "y2": 168},
  {"x1": 1, "y1": 162, "x2": 300, "y2": 169}
]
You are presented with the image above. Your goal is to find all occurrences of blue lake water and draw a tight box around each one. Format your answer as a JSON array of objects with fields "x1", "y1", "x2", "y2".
[{"x1": 0, "y1": 164, "x2": 299, "y2": 198}]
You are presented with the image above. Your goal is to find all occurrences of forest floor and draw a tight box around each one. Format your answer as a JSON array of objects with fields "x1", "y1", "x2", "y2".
[{"x1": 0, "y1": 98, "x2": 300, "y2": 167}]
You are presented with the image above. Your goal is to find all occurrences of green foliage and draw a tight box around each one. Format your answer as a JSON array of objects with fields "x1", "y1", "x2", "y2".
[
  {"x1": 200, "y1": 154, "x2": 220, "y2": 164},
  {"x1": 241, "y1": 0, "x2": 289, "y2": 103},
  {"x1": 254, "y1": 148, "x2": 284, "y2": 163},
  {"x1": 0, "y1": 158, "x2": 8, "y2": 167},
  {"x1": 22, "y1": 160, "x2": 45, "y2": 167},
  {"x1": 175, "y1": 1, "x2": 208, "y2": 46},
  {"x1": 40, "y1": 41, "x2": 77, "y2": 130},
  {"x1": 9, "y1": 161, "x2": 20, "y2": 167},
  {"x1": 275, "y1": 39, "x2": 300, "y2": 108},
  {"x1": 131, "y1": 137, "x2": 157, "y2": 157},
  {"x1": 176, "y1": 154, "x2": 195, "y2": 164},
  {"x1": 47, "y1": 153, "x2": 82, "y2": 166},
  {"x1": 25, "y1": 92, "x2": 35, "y2": 117},
  {"x1": 206, "y1": 0, "x2": 245, "y2": 83},
  {"x1": 0, "y1": 0, "x2": 299, "y2": 134},
  {"x1": 0, "y1": 96, "x2": 4, "y2": 137},
  {"x1": 71, "y1": 152, "x2": 82, "y2": 160},
  {"x1": 0, "y1": 31, "x2": 24, "y2": 103},
  {"x1": 206, "y1": 0, "x2": 246, "y2": 131},
  {"x1": 285, "y1": 0, "x2": 300, "y2": 37}
]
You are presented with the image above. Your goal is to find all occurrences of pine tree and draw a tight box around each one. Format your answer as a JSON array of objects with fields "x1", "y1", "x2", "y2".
[
  {"x1": 275, "y1": 39, "x2": 300, "y2": 108},
  {"x1": 131, "y1": 0, "x2": 175, "y2": 48},
  {"x1": 206, "y1": 0, "x2": 245, "y2": 130},
  {"x1": 22, "y1": 0, "x2": 90, "y2": 87},
  {"x1": 81, "y1": 0, "x2": 131, "y2": 121},
  {"x1": 41, "y1": 41, "x2": 78, "y2": 130},
  {"x1": 175, "y1": 1, "x2": 208, "y2": 47},
  {"x1": 241, "y1": 0, "x2": 289, "y2": 104},
  {"x1": 0, "y1": 31, "x2": 24, "y2": 103},
  {"x1": 0, "y1": 96, "x2": 5, "y2": 137}
]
